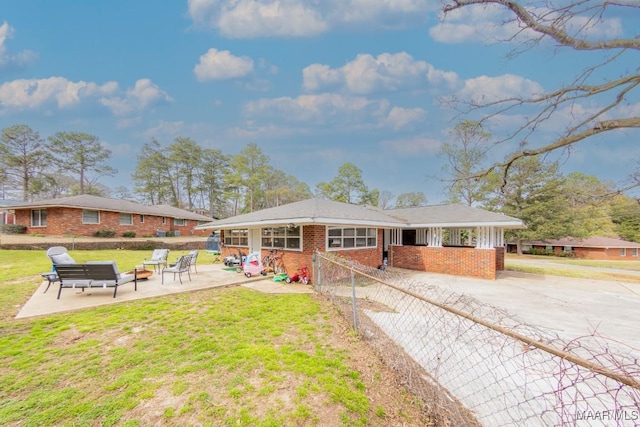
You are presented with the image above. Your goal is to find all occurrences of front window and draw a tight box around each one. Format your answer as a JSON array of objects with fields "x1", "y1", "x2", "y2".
[
  {"x1": 140, "y1": 215, "x2": 145, "y2": 223},
  {"x1": 327, "y1": 227, "x2": 377, "y2": 250},
  {"x1": 31, "y1": 209, "x2": 47, "y2": 227},
  {"x1": 620, "y1": 248, "x2": 626, "y2": 256},
  {"x1": 82, "y1": 209, "x2": 100, "y2": 224},
  {"x1": 174, "y1": 218, "x2": 186, "y2": 226},
  {"x1": 262, "y1": 226, "x2": 301, "y2": 250},
  {"x1": 224, "y1": 229, "x2": 248, "y2": 246},
  {"x1": 119, "y1": 213, "x2": 133, "y2": 225}
]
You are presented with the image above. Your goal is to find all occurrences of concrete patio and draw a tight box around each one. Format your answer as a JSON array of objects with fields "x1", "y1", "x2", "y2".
[{"x1": 16, "y1": 263, "x2": 314, "y2": 319}]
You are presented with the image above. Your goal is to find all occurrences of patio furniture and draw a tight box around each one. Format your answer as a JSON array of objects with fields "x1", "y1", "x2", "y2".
[
  {"x1": 41, "y1": 246, "x2": 77, "y2": 293},
  {"x1": 142, "y1": 249, "x2": 169, "y2": 272},
  {"x1": 187, "y1": 250, "x2": 199, "y2": 274},
  {"x1": 161, "y1": 255, "x2": 191, "y2": 284},
  {"x1": 54, "y1": 261, "x2": 138, "y2": 299}
]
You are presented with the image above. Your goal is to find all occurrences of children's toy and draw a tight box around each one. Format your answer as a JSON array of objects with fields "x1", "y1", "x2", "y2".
[
  {"x1": 285, "y1": 266, "x2": 309, "y2": 284},
  {"x1": 223, "y1": 250, "x2": 245, "y2": 267},
  {"x1": 242, "y1": 252, "x2": 266, "y2": 277},
  {"x1": 273, "y1": 273, "x2": 288, "y2": 282}
]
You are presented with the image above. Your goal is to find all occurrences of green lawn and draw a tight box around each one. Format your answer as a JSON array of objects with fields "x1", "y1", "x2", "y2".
[{"x1": 0, "y1": 250, "x2": 425, "y2": 427}]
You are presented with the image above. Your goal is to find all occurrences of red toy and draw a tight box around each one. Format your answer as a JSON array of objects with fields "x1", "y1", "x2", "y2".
[{"x1": 286, "y1": 266, "x2": 309, "y2": 284}]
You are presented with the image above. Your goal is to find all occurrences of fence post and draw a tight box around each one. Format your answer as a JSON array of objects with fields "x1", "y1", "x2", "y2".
[
  {"x1": 351, "y1": 267, "x2": 358, "y2": 331},
  {"x1": 314, "y1": 251, "x2": 321, "y2": 292}
]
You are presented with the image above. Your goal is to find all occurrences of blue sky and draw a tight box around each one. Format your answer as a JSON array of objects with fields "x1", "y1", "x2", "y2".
[{"x1": 1, "y1": 1, "x2": 638, "y2": 204}]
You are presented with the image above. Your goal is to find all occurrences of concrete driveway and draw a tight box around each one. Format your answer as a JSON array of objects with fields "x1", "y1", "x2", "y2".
[{"x1": 402, "y1": 269, "x2": 640, "y2": 352}]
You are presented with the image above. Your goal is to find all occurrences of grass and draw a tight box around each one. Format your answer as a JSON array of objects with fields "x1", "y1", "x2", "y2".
[
  {"x1": 505, "y1": 254, "x2": 640, "y2": 283},
  {"x1": 0, "y1": 249, "x2": 424, "y2": 426}
]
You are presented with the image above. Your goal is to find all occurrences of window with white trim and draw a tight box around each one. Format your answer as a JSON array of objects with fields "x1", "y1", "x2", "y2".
[
  {"x1": 620, "y1": 248, "x2": 626, "y2": 256},
  {"x1": 224, "y1": 229, "x2": 248, "y2": 246},
  {"x1": 119, "y1": 213, "x2": 133, "y2": 225},
  {"x1": 327, "y1": 227, "x2": 377, "y2": 249},
  {"x1": 140, "y1": 215, "x2": 145, "y2": 223},
  {"x1": 82, "y1": 209, "x2": 100, "y2": 224},
  {"x1": 174, "y1": 218, "x2": 186, "y2": 226},
  {"x1": 633, "y1": 248, "x2": 638, "y2": 257},
  {"x1": 31, "y1": 209, "x2": 47, "y2": 227},
  {"x1": 262, "y1": 226, "x2": 301, "y2": 250}
]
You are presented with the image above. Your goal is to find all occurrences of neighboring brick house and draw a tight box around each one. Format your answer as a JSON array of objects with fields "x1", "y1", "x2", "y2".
[
  {"x1": 510, "y1": 236, "x2": 640, "y2": 260},
  {"x1": 196, "y1": 198, "x2": 525, "y2": 280},
  {"x1": 8, "y1": 194, "x2": 214, "y2": 238}
]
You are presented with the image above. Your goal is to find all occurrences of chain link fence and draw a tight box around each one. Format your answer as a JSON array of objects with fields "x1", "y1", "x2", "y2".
[{"x1": 313, "y1": 251, "x2": 640, "y2": 426}]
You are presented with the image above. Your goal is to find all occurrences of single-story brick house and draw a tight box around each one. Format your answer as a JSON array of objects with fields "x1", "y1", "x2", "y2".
[
  {"x1": 0, "y1": 199, "x2": 19, "y2": 225},
  {"x1": 509, "y1": 236, "x2": 640, "y2": 260},
  {"x1": 6, "y1": 194, "x2": 214, "y2": 238},
  {"x1": 195, "y1": 198, "x2": 525, "y2": 280}
]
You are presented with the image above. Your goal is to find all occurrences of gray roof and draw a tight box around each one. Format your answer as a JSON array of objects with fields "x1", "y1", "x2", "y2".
[
  {"x1": 9, "y1": 194, "x2": 214, "y2": 221},
  {"x1": 387, "y1": 204, "x2": 524, "y2": 228},
  {"x1": 196, "y1": 198, "x2": 525, "y2": 230}
]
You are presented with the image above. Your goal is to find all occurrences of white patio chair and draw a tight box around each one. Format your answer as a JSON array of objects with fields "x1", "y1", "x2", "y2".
[{"x1": 142, "y1": 249, "x2": 169, "y2": 272}]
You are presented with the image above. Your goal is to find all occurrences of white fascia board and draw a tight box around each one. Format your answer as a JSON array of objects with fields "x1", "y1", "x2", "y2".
[{"x1": 408, "y1": 221, "x2": 526, "y2": 229}]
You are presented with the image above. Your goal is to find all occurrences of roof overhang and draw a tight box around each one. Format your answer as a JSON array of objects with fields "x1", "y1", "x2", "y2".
[{"x1": 195, "y1": 216, "x2": 405, "y2": 230}]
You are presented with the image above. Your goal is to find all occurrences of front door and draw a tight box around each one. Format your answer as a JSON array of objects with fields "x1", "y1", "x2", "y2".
[{"x1": 249, "y1": 228, "x2": 262, "y2": 254}]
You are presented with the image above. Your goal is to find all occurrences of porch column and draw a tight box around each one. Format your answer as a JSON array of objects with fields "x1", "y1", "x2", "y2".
[{"x1": 427, "y1": 227, "x2": 443, "y2": 247}]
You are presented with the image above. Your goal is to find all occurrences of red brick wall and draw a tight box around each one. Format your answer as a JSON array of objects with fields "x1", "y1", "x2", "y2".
[
  {"x1": 15, "y1": 207, "x2": 207, "y2": 237},
  {"x1": 390, "y1": 245, "x2": 498, "y2": 280},
  {"x1": 219, "y1": 226, "x2": 384, "y2": 283}
]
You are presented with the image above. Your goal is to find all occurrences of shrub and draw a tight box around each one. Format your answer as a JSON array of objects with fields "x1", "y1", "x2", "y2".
[
  {"x1": 0, "y1": 224, "x2": 27, "y2": 234},
  {"x1": 122, "y1": 231, "x2": 136, "y2": 238},
  {"x1": 166, "y1": 231, "x2": 175, "y2": 237},
  {"x1": 93, "y1": 229, "x2": 116, "y2": 238}
]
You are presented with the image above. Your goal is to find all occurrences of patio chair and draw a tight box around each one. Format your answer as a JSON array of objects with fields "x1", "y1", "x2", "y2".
[
  {"x1": 187, "y1": 249, "x2": 199, "y2": 274},
  {"x1": 41, "y1": 246, "x2": 77, "y2": 293},
  {"x1": 161, "y1": 255, "x2": 191, "y2": 284},
  {"x1": 143, "y1": 249, "x2": 169, "y2": 272}
]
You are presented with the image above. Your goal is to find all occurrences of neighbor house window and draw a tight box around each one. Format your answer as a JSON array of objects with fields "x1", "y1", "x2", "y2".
[
  {"x1": 633, "y1": 248, "x2": 638, "y2": 257},
  {"x1": 262, "y1": 226, "x2": 301, "y2": 250},
  {"x1": 224, "y1": 229, "x2": 248, "y2": 246},
  {"x1": 327, "y1": 227, "x2": 377, "y2": 250},
  {"x1": 31, "y1": 209, "x2": 47, "y2": 227},
  {"x1": 563, "y1": 246, "x2": 573, "y2": 253},
  {"x1": 173, "y1": 218, "x2": 186, "y2": 226},
  {"x1": 119, "y1": 213, "x2": 133, "y2": 225},
  {"x1": 620, "y1": 248, "x2": 626, "y2": 256},
  {"x1": 162, "y1": 217, "x2": 166, "y2": 224},
  {"x1": 82, "y1": 209, "x2": 100, "y2": 224},
  {"x1": 140, "y1": 215, "x2": 145, "y2": 223}
]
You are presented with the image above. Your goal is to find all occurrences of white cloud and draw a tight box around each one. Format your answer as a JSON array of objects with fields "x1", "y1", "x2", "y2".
[
  {"x1": 188, "y1": 0, "x2": 327, "y2": 38},
  {"x1": 100, "y1": 79, "x2": 173, "y2": 116},
  {"x1": 244, "y1": 93, "x2": 389, "y2": 124},
  {"x1": 194, "y1": 48, "x2": 255, "y2": 81},
  {"x1": 187, "y1": 0, "x2": 434, "y2": 38},
  {"x1": 0, "y1": 77, "x2": 117, "y2": 112},
  {"x1": 303, "y1": 52, "x2": 458, "y2": 94},
  {"x1": 383, "y1": 106, "x2": 426, "y2": 129},
  {"x1": 0, "y1": 21, "x2": 37, "y2": 70},
  {"x1": 457, "y1": 74, "x2": 543, "y2": 104}
]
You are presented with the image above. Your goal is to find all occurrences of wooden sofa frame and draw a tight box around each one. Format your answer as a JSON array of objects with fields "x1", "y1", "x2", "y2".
[{"x1": 54, "y1": 262, "x2": 138, "y2": 299}]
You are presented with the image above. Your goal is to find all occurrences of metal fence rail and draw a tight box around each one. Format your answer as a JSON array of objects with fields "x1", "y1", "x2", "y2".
[{"x1": 313, "y1": 252, "x2": 640, "y2": 426}]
